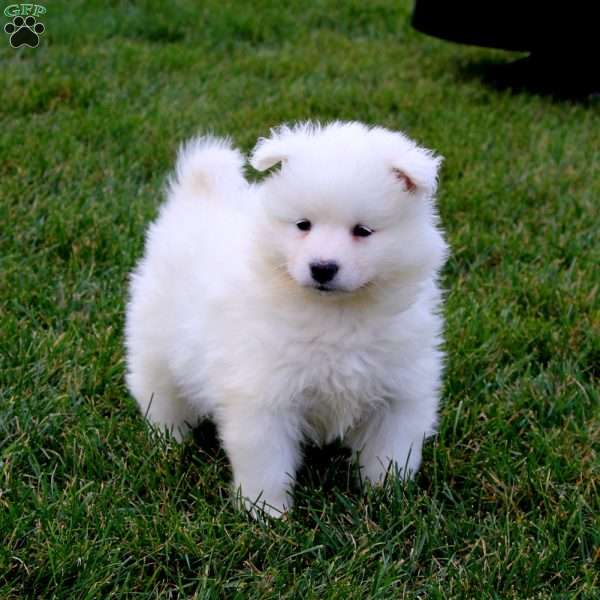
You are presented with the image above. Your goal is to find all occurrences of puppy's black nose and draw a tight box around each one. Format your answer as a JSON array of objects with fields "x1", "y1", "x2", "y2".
[{"x1": 310, "y1": 262, "x2": 339, "y2": 284}]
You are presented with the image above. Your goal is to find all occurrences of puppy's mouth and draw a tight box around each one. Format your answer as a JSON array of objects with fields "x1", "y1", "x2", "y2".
[
  {"x1": 309, "y1": 281, "x2": 373, "y2": 296},
  {"x1": 313, "y1": 284, "x2": 347, "y2": 294}
]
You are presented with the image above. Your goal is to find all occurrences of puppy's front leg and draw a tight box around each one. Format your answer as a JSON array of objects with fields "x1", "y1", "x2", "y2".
[
  {"x1": 348, "y1": 401, "x2": 435, "y2": 484},
  {"x1": 218, "y1": 408, "x2": 301, "y2": 517}
]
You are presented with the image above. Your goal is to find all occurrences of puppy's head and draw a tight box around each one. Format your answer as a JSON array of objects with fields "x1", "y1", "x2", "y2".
[{"x1": 251, "y1": 122, "x2": 446, "y2": 299}]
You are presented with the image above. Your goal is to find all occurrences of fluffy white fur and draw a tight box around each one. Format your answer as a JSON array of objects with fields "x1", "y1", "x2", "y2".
[{"x1": 125, "y1": 121, "x2": 448, "y2": 517}]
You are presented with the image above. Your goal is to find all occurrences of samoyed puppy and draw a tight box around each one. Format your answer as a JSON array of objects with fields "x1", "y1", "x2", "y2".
[{"x1": 125, "y1": 121, "x2": 448, "y2": 516}]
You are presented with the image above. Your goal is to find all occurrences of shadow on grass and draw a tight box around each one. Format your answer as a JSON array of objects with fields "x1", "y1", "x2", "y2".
[{"x1": 186, "y1": 419, "x2": 364, "y2": 515}]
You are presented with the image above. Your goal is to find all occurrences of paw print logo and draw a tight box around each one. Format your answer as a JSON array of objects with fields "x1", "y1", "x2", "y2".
[{"x1": 4, "y1": 15, "x2": 45, "y2": 48}]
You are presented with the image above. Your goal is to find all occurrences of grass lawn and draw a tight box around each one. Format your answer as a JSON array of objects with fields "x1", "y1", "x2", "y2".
[{"x1": 1, "y1": 0, "x2": 598, "y2": 597}]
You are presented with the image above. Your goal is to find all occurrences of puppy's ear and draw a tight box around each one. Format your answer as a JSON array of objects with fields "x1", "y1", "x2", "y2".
[
  {"x1": 251, "y1": 122, "x2": 323, "y2": 172},
  {"x1": 250, "y1": 138, "x2": 286, "y2": 171},
  {"x1": 391, "y1": 147, "x2": 443, "y2": 197},
  {"x1": 250, "y1": 127, "x2": 293, "y2": 171}
]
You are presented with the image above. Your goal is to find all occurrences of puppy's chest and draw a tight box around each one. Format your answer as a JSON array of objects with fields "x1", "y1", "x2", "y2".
[
  {"x1": 283, "y1": 331, "x2": 394, "y2": 442},
  {"x1": 301, "y1": 341, "x2": 384, "y2": 395}
]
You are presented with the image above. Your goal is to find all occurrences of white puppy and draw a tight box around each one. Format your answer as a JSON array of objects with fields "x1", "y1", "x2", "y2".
[{"x1": 125, "y1": 121, "x2": 448, "y2": 516}]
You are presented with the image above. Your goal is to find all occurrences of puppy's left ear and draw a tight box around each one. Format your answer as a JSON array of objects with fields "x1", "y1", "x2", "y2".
[
  {"x1": 391, "y1": 145, "x2": 443, "y2": 197},
  {"x1": 250, "y1": 128, "x2": 292, "y2": 171}
]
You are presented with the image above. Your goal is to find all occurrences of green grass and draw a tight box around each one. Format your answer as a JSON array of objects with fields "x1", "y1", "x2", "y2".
[{"x1": 1, "y1": 1, "x2": 599, "y2": 597}]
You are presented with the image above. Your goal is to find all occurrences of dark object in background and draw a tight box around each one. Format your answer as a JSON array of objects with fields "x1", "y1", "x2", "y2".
[{"x1": 411, "y1": 0, "x2": 599, "y2": 97}]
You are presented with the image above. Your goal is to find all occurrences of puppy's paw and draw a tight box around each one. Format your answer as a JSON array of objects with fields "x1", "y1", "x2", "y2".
[
  {"x1": 233, "y1": 487, "x2": 292, "y2": 520},
  {"x1": 359, "y1": 457, "x2": 416, "y2": 487}
]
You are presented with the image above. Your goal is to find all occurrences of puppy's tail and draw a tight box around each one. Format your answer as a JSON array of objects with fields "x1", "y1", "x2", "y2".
[{"x1": 169, "y1": 136, "x2": 247, "y2": 197}]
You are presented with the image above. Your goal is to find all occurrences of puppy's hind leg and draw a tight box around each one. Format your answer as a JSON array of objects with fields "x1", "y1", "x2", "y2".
[{"x1": 127, "y1": 353, "x2": 198, "y2": 443}]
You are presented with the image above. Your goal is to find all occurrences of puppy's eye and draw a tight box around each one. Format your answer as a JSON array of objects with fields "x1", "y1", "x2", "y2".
[
  {"x1": 296, "y1": 219, "x2": 312, "y2": 232},
  {"x1": 352, "y1": 224, "x2": 374, "y2": 238}
]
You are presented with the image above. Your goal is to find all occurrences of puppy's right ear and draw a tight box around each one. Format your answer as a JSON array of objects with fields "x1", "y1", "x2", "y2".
[
  {"x1": 250, "y1": 136, "x2": 288, "y2": 171},
  {"x1": 250, "y1": 139, "x2": 285, "y2": 171},
  {"x1": 250, "y1": 125, "x2": 297, "y2": 171}
]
